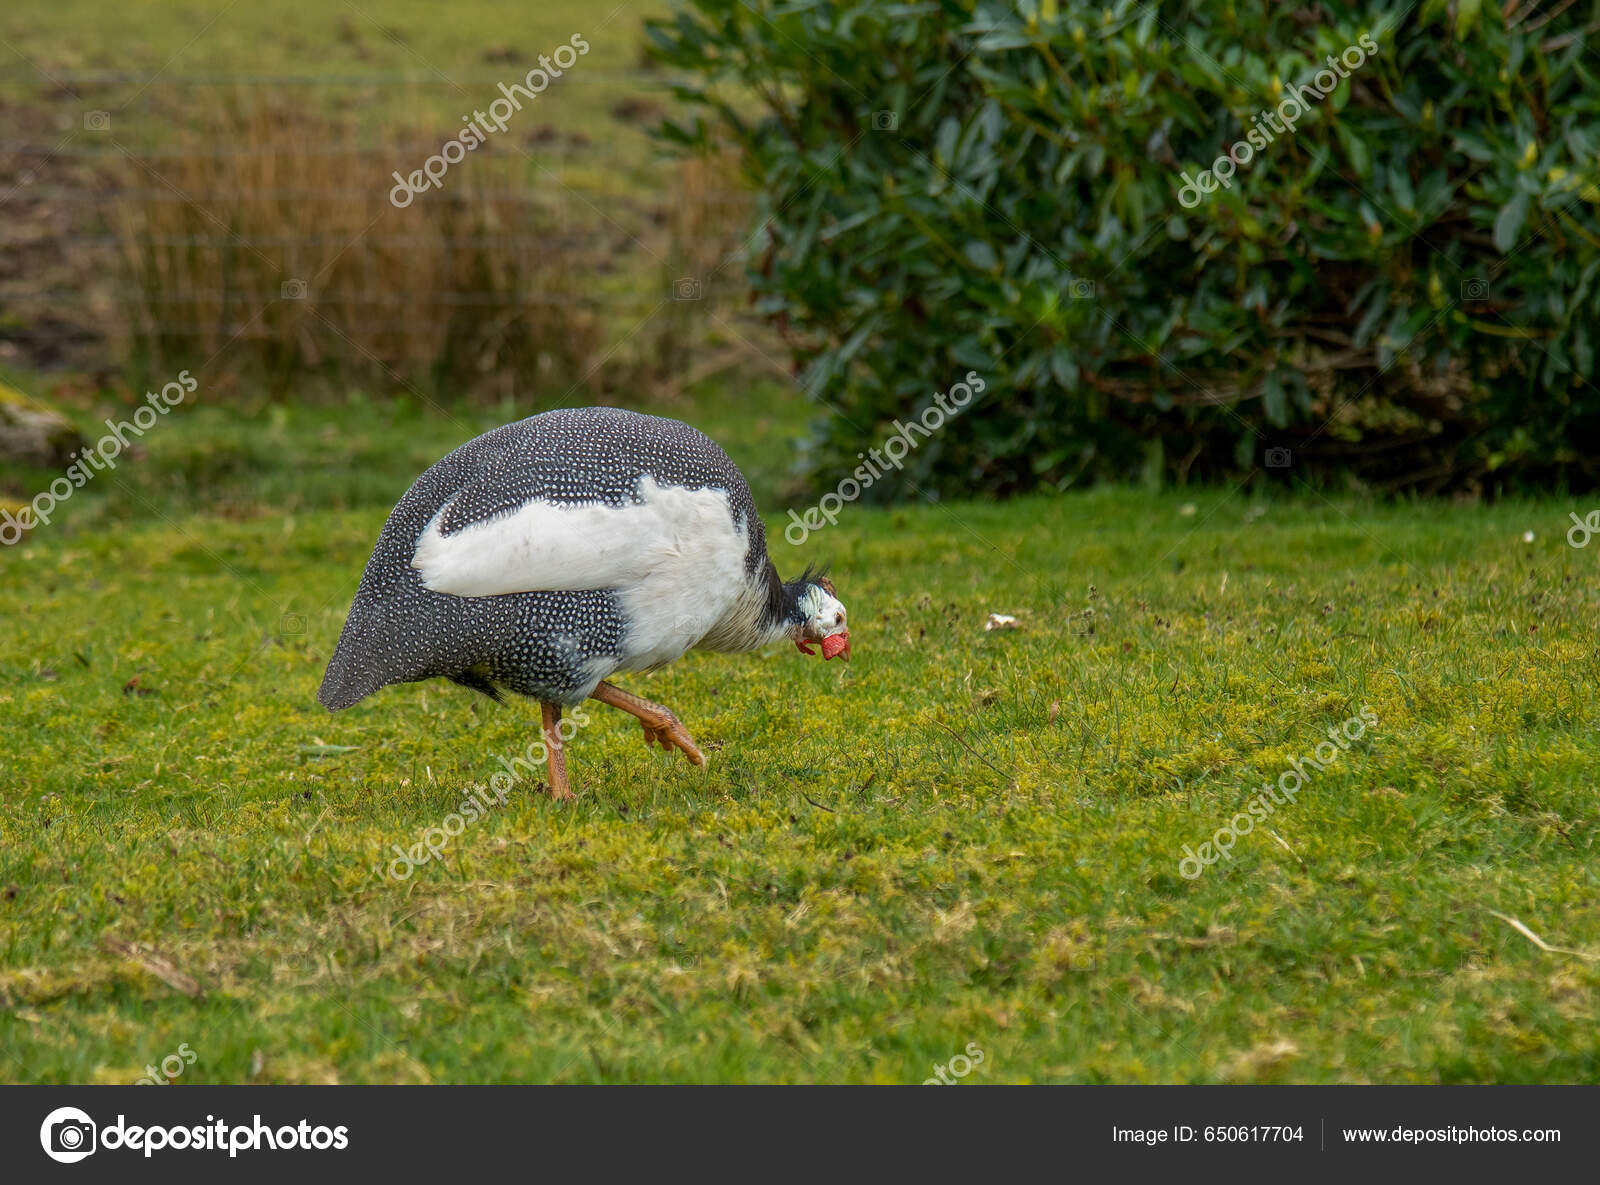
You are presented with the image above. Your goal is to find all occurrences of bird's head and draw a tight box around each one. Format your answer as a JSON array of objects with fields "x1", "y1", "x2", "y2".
[{"x1": 791, "y1": 575, "x2": 850, "y2": 661}]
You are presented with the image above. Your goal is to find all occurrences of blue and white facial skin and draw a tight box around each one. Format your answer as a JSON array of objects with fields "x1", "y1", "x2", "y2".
[{"x1": 793, "y1": 581, "x2": 850, "y2": 660}]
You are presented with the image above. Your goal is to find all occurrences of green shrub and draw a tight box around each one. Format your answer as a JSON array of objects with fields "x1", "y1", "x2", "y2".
[{"x1": 650, "y1": 0, "x2": 1600, "y2": 496}]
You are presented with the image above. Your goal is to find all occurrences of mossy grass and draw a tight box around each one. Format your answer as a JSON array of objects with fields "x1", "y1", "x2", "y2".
[{"x1": 3, "y1": 384, "x2": 1597, "y2": 1083}]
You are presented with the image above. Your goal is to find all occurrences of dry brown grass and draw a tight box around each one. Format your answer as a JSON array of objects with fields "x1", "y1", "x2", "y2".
[
  {"x1": 108, "y1": 98, "x2": 639, "y2": 398},
  {"x1": 644, "y1": 148, "x2": 749, "y2": 381},
  {"x1": 6, "y1": 83, "x2": 757, "y2": 402}
]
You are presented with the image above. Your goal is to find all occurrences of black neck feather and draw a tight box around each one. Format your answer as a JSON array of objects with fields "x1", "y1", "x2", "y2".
[{"x1": 760, "y1": 559, "x2": 819, "y2": 633}]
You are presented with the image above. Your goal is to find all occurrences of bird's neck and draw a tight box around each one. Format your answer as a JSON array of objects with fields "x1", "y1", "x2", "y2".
[
  {"x1": 695, "y1": 561, "x2": 802, "y2": 653},
  {"x1": 769, "y1": 567, "x2": 816, "y2": 636}
]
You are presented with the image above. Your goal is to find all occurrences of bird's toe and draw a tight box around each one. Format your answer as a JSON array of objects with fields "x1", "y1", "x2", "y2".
[{"x1": 662, "y1": 723, "x2": 706, "y2": 767}]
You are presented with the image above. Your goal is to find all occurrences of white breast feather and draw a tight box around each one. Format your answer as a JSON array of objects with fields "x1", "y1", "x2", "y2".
[{"x1": 410, "y1": 475, "x2": 751, "y2": 670}]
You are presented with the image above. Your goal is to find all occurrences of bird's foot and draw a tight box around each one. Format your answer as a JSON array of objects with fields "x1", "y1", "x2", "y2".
[
  {"x1": 591, "y1": 681, "x2": 707, "y2": 769},
  {"x1": 639, "y1": 713, "x2": 706, "y2": 767}
]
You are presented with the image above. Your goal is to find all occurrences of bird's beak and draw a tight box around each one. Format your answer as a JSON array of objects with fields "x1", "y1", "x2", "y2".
[
  {"x1": 820, "y1": 630, "x2": 850, "y2": 661},
  {"x1": 794, "y1": 629, "x2": 850, "y2": 660}
]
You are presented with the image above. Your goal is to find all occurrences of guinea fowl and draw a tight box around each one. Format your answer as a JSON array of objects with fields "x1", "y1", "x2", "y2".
[{"x1": 317, "y1": 407, "x2": 850, "y2": 800}]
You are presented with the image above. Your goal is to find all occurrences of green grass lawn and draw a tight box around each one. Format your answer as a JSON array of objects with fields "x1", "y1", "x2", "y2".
[
  {"x1": 0, "y1": 0, "x2": 672, "y2": 138},
  {"x1": 1, "y1": 0, "x2": 692, "y2": 212},
  {"x1": 3, "y1": 389, "x2": 1598, "y2": 1083}
]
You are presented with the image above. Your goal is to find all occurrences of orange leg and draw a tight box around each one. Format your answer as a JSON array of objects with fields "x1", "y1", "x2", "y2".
[
  {"x1": 589, "y1": 681, "x2": 706, "y2": 767},
  {"x1": 540, "y1": 701, "x2": 575, "y2": 801}
]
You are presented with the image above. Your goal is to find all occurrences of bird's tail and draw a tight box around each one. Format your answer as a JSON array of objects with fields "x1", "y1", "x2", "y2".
[
  {"x1": 317, "y1": 653, "x2": 373, "y2": 711},
  {"x1": 317, "y1": 603, "x2": 385, "y2": 710}
]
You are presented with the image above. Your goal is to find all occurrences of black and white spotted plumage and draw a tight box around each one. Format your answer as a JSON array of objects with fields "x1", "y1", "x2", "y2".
[{"x1": 318, "y1": 407, "x2": 834, "y2": 712}]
